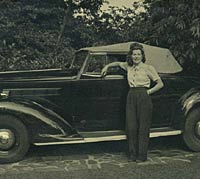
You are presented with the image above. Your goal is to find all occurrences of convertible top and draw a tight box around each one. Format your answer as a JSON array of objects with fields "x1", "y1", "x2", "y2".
[{"x1": 79, "y1": 42, "x2": 183, "y2": 74}]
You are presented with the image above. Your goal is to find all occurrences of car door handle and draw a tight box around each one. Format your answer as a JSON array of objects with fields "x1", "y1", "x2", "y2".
[
  {"x1": 1, "y1": 93, "x2": 8, "y2": 97},
  {"x1": 0, "y1": 90, "x2": 10, "y2": 98}
]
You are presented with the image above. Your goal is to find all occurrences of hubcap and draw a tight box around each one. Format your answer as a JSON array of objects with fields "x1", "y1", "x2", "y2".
[
  {"x1": 0, "y1": 129, "x2": 15, "y2": 150},
  {"x1": 195, "y1": 121, "x2": 200, "y2": 138}
]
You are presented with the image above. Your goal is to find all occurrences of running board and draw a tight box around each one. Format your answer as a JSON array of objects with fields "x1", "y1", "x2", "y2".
[{"x1": 33, "y1": 129, "x2": 182, "y2": 146}]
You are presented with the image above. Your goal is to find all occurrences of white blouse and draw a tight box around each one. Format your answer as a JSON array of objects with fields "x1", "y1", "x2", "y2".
[{"x1": 119, "y1": 62, "x2": 161, "y2": 88}]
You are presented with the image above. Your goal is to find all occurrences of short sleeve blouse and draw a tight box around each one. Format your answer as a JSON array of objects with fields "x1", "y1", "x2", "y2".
[{"x1": 119, "y1": 62, "x2": 161, "y2": 88}]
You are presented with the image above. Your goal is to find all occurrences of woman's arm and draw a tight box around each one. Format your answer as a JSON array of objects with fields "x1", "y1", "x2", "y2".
[
  {"x1": 147, "y1": 79, "x2": 164, "y2": 95},
  {"x1": 101, "y1": 62, "x2": 125, "y2": 76}
]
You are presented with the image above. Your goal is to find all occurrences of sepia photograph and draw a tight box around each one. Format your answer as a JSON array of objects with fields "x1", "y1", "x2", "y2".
[{"x1": 0, "y1": 0, "x2": 200, "y2": 178}]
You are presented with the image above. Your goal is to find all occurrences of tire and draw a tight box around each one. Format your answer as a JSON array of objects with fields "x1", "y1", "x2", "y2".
[
  {"x1": 183, "y1": 108, "x2": 200, "y2": 151},
  {"x1": 0, "y1": 115, "x2": 30, "y2": 163}
]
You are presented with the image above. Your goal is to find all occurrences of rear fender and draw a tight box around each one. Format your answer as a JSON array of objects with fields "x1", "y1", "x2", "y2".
[{"x1": 180, "y1": 87, "x2": 200, "y2": 116}]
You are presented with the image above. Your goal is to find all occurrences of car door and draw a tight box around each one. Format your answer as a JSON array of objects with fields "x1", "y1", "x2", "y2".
[
  {"x1": 150, "y1": 74, "x2": 185, "y2": 128},
  {"x1": 72, "y1": 53, "x2": 128, "y2": 131}
]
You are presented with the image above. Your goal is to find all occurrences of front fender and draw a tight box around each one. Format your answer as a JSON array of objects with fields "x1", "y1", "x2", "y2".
[
  {"x1": 0, "y1": 99, "x2": 75, "y2": 136},
  {"x1": 180, "y1": 87, "x2": 200, "y2": 115}
]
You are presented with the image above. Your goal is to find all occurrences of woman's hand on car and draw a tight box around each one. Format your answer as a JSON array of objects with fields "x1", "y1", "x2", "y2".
[
  {"x1": 147, "y1": 89, "x2": 151, "y2": 95},
  {"x1": 101, "y1": 66, "x2": 108, "y2": 76},
  {"x1": 101, "y1": 62, "x2": 122, "y2": 76}
]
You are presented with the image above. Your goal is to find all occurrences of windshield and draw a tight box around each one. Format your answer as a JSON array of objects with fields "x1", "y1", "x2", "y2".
[{"x1": 71, "y1": 51, "x2": 88, "y2": 71}]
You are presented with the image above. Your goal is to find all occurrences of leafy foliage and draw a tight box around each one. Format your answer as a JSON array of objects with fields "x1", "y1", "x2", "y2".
[
  {"x1": 141, "y1": 0, "x2": 200, "y2": 73},
  {"x1": 0, "y1": 0, "x2": 75, "y2": 71},
  {"x1": 0, "y1": 0, "x2": 106, "y2": 71},
  {"x1": 0, "y1": 0, "x2": 200, "y2": 74}
]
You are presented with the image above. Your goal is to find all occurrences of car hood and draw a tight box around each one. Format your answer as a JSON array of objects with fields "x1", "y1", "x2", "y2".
[{"x1": 0, "y1": 68, "x2": 77, "y2": 81}]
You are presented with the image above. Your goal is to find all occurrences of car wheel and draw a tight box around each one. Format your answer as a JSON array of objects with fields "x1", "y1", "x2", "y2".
[
  {"x1": 0, "y1": 115, "x2": 30, "y2": 163},
  {"x1": 183, "y1": 107, "x2": 200, "y2": 151}
]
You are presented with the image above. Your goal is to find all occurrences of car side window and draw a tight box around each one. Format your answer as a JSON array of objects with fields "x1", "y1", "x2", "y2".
[
  {"x1": 84, "y1": 55, "x2": 106, "y2": 74},
  {"x1": 106, "y1": 54, "x2": 126, "y2": 75}
]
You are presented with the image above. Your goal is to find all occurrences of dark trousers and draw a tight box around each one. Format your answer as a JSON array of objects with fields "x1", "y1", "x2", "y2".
[{"x1": 126, "y1": 87, "x2": 153, "y2": 160}]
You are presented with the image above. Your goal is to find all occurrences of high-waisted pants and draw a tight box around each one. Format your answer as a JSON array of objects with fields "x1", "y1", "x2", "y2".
[{"x1": 126, "y1": 87, "x2": 153, "y2": 160}]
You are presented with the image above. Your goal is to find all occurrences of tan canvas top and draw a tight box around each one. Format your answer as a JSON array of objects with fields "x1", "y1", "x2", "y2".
[{"x1": 79, "y1": 42, "x2": 183, "y2": 74}]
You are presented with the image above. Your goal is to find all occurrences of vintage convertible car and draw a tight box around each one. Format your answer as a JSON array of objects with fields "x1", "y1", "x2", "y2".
[{"x1": 0, "y1": 42, "x2": 200, "y2": 163}]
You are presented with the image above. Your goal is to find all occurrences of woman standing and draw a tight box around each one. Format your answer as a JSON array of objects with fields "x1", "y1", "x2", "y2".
[{"x1": 101, "y1": 43, "x2": 164, "y2": 162}]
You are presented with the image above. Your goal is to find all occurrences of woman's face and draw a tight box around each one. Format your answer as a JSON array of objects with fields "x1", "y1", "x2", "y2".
[{"x1": 131, "y1": 49, "x2": 143, "y2": 65}]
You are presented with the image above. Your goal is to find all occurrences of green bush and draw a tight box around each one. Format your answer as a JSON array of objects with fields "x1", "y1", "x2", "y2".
[{"x1": 0, "y1": 0, "x2": 74, "y2": 71}]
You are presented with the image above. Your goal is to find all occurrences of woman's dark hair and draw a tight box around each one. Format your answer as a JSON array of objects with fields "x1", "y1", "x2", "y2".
[{"x1": 126, "y1": 43, "x2": 146, "y2": 66}]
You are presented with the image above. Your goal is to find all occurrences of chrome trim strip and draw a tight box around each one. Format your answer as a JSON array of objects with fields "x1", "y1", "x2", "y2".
[
  {"x1": 0, "y1": 68, "x2": 62, "y2": 74},
  {"x1": 4, "y1": 87, "x2": 61, "y2": 91},
  {"x1": 82, "y1": 74, "x2": 102, "y2": 78},
  {"x1": 79, "y1": 130, "x2": 123, "y2": 134},
  {"x1": 2, "y1": 76, "x2": 76, "y2": 82},
  {"x1": 33, "y1": 130, "x2": 182, "y2": 146},
  {"x1": 104, "y1": 75, "x2": 125, "y2": 79},
  {"x1": 150, "y1": 130, "x2": 182, "y2": 138},
  {"x1": 89, "y1": 52, "x2": 107, "y2": 55}
]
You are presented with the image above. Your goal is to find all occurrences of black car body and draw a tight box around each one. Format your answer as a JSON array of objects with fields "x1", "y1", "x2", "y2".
[{"x1": 0, "y1": 42, "x2": 200, "y2": 163}]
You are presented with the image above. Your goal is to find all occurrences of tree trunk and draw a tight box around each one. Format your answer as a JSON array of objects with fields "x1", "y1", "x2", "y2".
[{"x1": 56, "y1": 0, "x2": 72, "y2": 49}]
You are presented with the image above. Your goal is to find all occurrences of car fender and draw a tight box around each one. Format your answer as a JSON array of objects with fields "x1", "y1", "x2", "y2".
[
  {"x1": 0, "y1": 100, "x2": 75, "y2": 136},
  {"x1": 180, "y1": 87, "x2": 200, "y2": 116}
]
